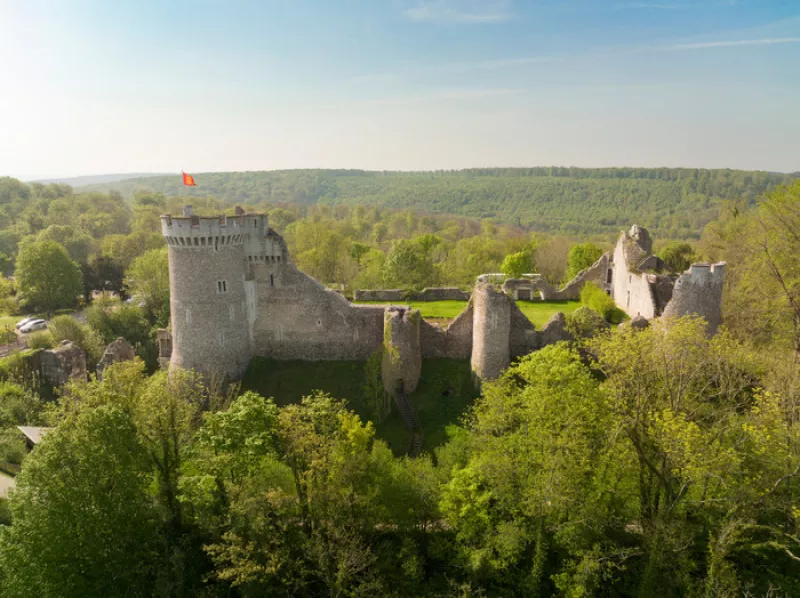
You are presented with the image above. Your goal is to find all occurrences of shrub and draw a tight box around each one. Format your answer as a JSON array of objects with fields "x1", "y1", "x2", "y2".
[
  {"x1": 579, "y1": 282, "x2": 618, "y2": 321},
  {"x1": 86, "y1": 304, "x2": 158, "y2": 372},
  {"x1": 566, "y1": 306, "x2": 610, "y2": 339},
  {"x1": 47, "y1": 315, "x2": 104, "y2": 367},
  {"x1": 26, "y1": 331, "x2": 54, "y2": 350}
]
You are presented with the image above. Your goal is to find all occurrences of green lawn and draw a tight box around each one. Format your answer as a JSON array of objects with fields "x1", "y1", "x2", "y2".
[
  {"x1": 515, "y1": 300, "x2": 582, "y2": 327},
  {"x1": 241, "y1": 358, "x2": 478, "y2": 455},
  {"x1": 354, "y1": 299, "x2": 581, "y2": 328},
  {"x1": 354, "y1": 299, "x2": 467, "y2": 320}
]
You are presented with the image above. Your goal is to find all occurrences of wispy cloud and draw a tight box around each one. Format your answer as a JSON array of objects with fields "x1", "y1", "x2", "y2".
[
  {"x1": 662, "y1": 36, "x2": 800, "y2": 50},
  {"x1": 614, "y1": 0, "x2": 739, "y2": 9},
  {"x1": 349, "y1": 36, "x2": 800, "y2": 83},
  {"x1": 402, "y1": 0, "x2": 513, "y2": 23}
]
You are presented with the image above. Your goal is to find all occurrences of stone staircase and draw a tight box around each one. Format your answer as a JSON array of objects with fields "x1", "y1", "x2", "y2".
[{"x1": 394, "y1": 386, "x2": 423, "y2": 458}]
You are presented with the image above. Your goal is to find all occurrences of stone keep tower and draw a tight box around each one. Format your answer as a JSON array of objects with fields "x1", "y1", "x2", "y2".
[{"x1": 160, "y1": 206, "x2": 253, "y2": 380}]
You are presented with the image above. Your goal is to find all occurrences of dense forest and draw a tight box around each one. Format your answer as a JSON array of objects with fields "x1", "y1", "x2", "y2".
[
  {"x1": 82, "y1": 167, "x2": 798, "y2": 239},
  {"x1": 0, "y1": 173, "x2": 798, "y2": 596}
]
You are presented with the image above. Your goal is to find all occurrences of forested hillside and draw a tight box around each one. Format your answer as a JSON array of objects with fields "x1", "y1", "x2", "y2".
[{"x1": 83, "y1": 167, "x2": 798, "y2": 238}]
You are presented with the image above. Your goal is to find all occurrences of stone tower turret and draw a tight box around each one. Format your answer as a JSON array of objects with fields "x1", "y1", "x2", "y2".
[
  {"x1": 160, "y1": 207, "x2": 256, "y2": 380},
  {"x1": 471, "y1": 283, "x2": 511, "y2": 383}
]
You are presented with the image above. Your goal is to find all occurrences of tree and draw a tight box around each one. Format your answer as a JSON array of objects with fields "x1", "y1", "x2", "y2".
[
  {"x1": 566, "y1": 242, "x2": 603, "y2": 279},
  {"x1": 126, "y1": 247, "x2": 169, "y2": 326},
  {"x1": 658, "y1": 242, "x2": 695, "y2": 273},
  {"x1": 0, "y1": 405, "x2": 160, "y2": 597},
  {"x1": 15, "y1": 240, "x2": 83, "y2": 314},
  {"x1": 500, "y1": 250, "x2": 532, "y2": 278},
  {"x1": 382, "y1": 238, "x2": 436, "y2": 290}
]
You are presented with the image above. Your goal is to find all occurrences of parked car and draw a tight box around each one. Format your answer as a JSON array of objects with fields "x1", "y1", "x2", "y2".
[
  {"x1": 15, "y1": 316, "x2": 38, "y2": 330},
  {"x1": 19, "y1": 319, "x2": 47, "y2": 333}
]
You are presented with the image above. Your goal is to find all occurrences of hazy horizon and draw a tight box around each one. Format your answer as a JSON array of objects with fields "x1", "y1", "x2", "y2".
[{"x1": 2, "y1": 0, "x2": 799, "y2": 178}]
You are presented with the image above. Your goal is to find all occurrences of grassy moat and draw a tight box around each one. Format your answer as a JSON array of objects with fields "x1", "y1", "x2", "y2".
[
  {"x1": 242, "y1": 357, "x2": 479, "y2": 455},
  {"x1": 353, "y1": 298, "x2": 581, "y2": 327}
]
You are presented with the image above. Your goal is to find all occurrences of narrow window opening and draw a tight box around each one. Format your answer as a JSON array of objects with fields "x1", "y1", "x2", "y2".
[
  {"x1": 217, "y1": 280, "x2": 228, "y2": 293},
  {"x1": 606, "y1": 269, "x2": 612, "y2": 284},
  {"x1": 270, "y1": 274, "x2": 274, "y2": 286}
]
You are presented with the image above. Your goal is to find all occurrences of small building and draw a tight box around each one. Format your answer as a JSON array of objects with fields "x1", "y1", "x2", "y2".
[{"x1": 16, "y1": 426, "x2": 53, "y2": 451}]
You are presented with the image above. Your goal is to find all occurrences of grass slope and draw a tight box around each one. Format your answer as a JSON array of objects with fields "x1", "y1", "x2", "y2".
[{"x1": 241, "y1": 358, "x2": 478, "y2": 455}]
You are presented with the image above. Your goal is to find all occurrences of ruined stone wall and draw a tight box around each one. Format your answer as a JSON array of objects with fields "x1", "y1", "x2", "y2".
[
  {"x1": 662, "y1": 263, "x2": 725, "y2": 334},
  {"x1": 96, "y1": 338, "x2": 136, "y2": 381},
  {"x1": 353, "y1": 289, "x2": 407, "y2": 302},
  {"x1": 471, "y1": 284, "x2": 511, "y2": 382},
  {"x1": 414, "y1": 287, "x2": 470, "y2": 301},
  {"x1": 503, "y1": 252, "x2": 612, "y2": 301},
  {"x1": 419, "y1": 301, "x2": 474, "y2": 359},
  {"x1": 251, "y1": 258, "x2": 384, "y2": 360},
  {"x1": 354, "y1": 287, "x2": 469, "y2": 302},
  {"x1": 509, "y1": 301, "x2": 538, "y2": 358},
  {"x1": 40, "y1": 341, "x2": 87, "y2": 387},
  {"x1": 612, "y1": 235, "x2": 659, "y2": 319},
  {"x1": 381, "y1": 307, "x2": 422, "y2": 396}
]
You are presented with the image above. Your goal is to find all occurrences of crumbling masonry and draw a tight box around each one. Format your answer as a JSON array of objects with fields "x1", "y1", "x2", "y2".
[{"x1": 160, "y1": 210, "x2": 724, "y2": 389}]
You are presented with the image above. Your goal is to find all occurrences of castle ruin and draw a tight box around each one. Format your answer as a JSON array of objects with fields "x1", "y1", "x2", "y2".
[{"x1": 160, "y1": 210, "x2": 725, "y2": 389}]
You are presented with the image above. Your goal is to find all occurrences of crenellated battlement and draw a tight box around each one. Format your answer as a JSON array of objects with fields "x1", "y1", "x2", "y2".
[{"x1": 160, "y1": 205, "x2": 269, "y2": 251}]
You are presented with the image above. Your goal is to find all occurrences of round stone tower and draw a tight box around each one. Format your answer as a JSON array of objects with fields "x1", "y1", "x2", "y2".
[
  {"x1": 160, "y1": 206, "x2": 253, "y2": 380},
  {"x1": 471, "y1": 283, "x2": 511, "y2": 383},
  {"x1": 382, "y1": 306, "x2": 422, "y2": 397}
]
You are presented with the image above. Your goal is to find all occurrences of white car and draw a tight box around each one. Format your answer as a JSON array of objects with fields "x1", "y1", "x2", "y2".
[
  {"x1": 19, "y1": 319, "x2": 47, "y2": 333},
  {"x1": 15, "y1": 316, "x2": 38, "y2": 330}
]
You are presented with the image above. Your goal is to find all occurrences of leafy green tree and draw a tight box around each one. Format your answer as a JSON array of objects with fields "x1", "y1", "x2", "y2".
[
  {"x1": 500, "y1": 250, "x2": 532, "y2": 278},
  {"x1": 566, "y1": 242, "x2": 603, "y2": 279},
  {"x1": 15, "y1": 240, "x2": 83, "y2": 314},
  {"x1": 126, "y1": 247, "x2": 169, "y2": 326},
  {"x1": 658, "y1": 241, "x2": 695, "y2": 273},
  {"x1": 0, "y1": 405, "x2": 160, "y2": 597},
  {"x1": 382, "y1": 238, "x2": 436, "y2": 290}
]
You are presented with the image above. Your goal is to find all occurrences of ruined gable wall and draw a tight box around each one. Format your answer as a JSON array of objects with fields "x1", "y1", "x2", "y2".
[
  {"x1": 662, "y1": 263, "x2": 725, "y2": 334},
  {"x1": 612, "y1": 235, "x2": 658, "y2": 319},
  {"x1": 251, "y1": 259, "x2": 384, "y2": 360}
]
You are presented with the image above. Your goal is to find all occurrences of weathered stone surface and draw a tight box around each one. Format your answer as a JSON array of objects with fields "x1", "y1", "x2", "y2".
[
  {"x1": 96, "y1": 337, "x2": 136, "y2": 381},
  {"x1": 382, "y1": 307, "x2": 422, "y2": 397},
  {"x1": 156, "y1": 329, "x2": 172, "y2": 370},
  {"x1": 354, "y1": 287, "x2": 470, "y2": 302},
  {"x1": 662, "y1": 263, "x2": 725, "y2": 334},
  {"x1": 40, "y1": 341, "x2": 87, "y2": 387},
  {"x1": 629, "y1": 315, "x2": 650, "y2": 329},
  {"x1": 471, "y1": 284, "x2": 511, "y2": 383},
  {"x1": 539, "y1": 312, "x2": 573, "y2": 347}
]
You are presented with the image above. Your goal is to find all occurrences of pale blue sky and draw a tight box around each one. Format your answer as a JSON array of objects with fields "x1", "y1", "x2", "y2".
[{"x1": 1, "y1": 0, "x2": 798, "y2": 178}]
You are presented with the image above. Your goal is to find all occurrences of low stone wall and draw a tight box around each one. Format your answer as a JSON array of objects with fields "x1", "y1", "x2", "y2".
[
  {"x1": 354, "y1": 287, "x2": 470, "y2": 302},
  {"x1": 354, "y1": 289, "x2": 407, "y2": 302}
]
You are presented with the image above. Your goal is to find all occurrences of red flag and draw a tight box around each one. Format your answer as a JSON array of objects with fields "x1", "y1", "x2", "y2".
[{"x1": 182, "y1": 171, "x2": 196, "y2": 186}]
